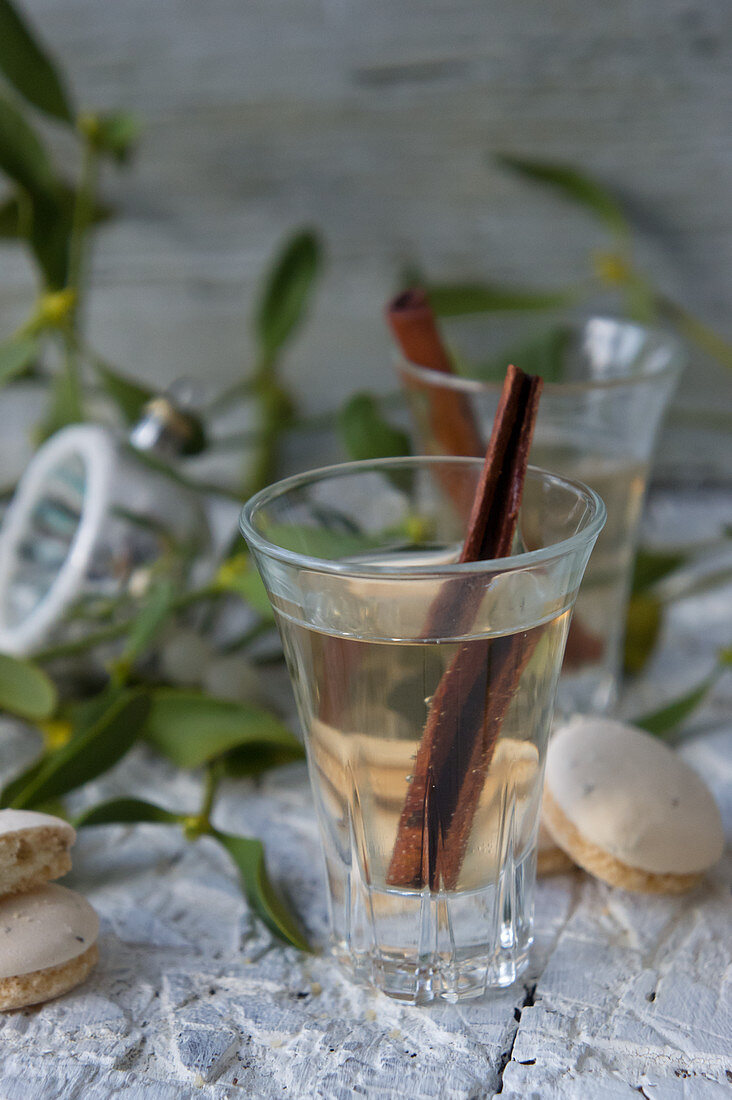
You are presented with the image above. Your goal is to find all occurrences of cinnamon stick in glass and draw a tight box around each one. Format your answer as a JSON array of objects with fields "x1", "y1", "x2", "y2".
[
  {"x1": 387, "y1": 364, "x2": 543, "y2": 892},
  {"x1": 387, "y1": 289, "x2": 484, "y2": 517}
]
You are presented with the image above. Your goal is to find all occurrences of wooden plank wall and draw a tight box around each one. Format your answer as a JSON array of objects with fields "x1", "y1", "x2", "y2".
[{"x1": 1, "y1": 1, "x2": 730, "y2": 473}]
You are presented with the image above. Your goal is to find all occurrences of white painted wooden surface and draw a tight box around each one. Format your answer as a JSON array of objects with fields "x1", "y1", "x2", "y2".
[
  {"x1": 1, "y1": 1, "x2": 731, "y2": 478},
  {"x1": 0, "y1": 487, "x2": 729, "y2": 1098}
]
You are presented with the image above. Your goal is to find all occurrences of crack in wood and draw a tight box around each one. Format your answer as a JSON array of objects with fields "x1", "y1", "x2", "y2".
[{"x1": 494, "y1": 982, "x2": 537, "y2": 1094}]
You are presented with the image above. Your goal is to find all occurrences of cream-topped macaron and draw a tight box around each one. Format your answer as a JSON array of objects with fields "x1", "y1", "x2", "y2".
[
  {"x1": 0, "y1": 809, "x2": 76, "y2": 897},
  {"x1": 543, "y1": 717, "x2": 725, "y2": 894},
  {"x1": 0, "y1": 884, "x2": 99, "y2": 1009}
]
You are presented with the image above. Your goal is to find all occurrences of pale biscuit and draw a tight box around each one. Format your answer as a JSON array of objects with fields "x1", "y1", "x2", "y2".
[
  {"x1": 0, "y1": 943, "x2": 98, "y2": 1011},
  {"x1": 543, "y1": 789, "x2": 701, "y2": 894},
  {"x1": 0, "y1": 809, "x2": 76, "y2": 897},
  {"x1": 544, "y1": 717, "x2": 724, "y2": 894},
  {"x1": 0, "y1": 884, "x2": 99, "y2": 1009}
]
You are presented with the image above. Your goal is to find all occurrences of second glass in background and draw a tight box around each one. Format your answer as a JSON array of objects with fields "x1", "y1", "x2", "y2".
[{"x1": 399, "y1": 316, "x2": 683, "y2": 715}]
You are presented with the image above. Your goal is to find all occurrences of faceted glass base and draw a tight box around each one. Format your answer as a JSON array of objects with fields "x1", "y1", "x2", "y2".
[{"x1": 327, "y1": 849, "x2": 536, "y2": 1004}]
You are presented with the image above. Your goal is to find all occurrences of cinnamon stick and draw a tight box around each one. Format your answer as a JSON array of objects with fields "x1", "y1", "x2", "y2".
[
  {"x1": 387, "y1": 364, "x2": 543, "y2": 892},
  {"x1": 387, "y1": 291, "x2": 604, "y2": 673},
  {"x1": 563, "y1": 615, "x2": 605, "y2": 669},
  {"x1": 387, "y1": 289, "x2": 484, "y2": 517}
]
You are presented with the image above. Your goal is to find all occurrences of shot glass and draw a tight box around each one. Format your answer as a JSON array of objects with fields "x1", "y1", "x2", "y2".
[
  {"x1": 241, "y1": 457, "x2": 605, "y2": 1003},
  {"x1": 398, "y1": 317, "x2": 682, "y2": 715}
]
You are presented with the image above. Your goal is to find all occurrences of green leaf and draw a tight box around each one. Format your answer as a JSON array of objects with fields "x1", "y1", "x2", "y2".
[
  {"x1": 339, "y1": 392, "x2": 413, "y2": 494},
  {"x1": 497, "y1": 154, "x2": 629, "y2": 236},
  {"x1": 91, "y1": 362, "x2": 153, "y2": 424},
  {"x1": 0, "y1": 92, "x2": 57, "y2": 196},
  {"x1": 5, "y1": 690, "x2": 149, "y2": 809},
  {"x1": 0, "y1": 97, "x2": 72, "y2": 286},
  {"x1": 29, "y1": 191, "x2": 71, "y2": 288},
  {"x1": 0, "y1": 0, "x2": 73, "y2": 122},
  {"x1": 427, "y1": 281, "x2": 571, "y2": 316},
  {"x1": 631, "y1": 548, "x2": 687, "y2": 594},
  {"x1": 75, "y1": 797, "x2": 180, "y2": 828},
  {"x1": 0, "y1": 336, "x2": 37, "y2": 388},
  {"x1": 222, "y1": 740, "x2": 304, "y2": 778},
  {"x1": 68, "y1": 683, "x2": 125, "y2": 735},
  {"x1": 215, "y1": 555, "x2": 274, "y2": 620},
  {"x1": 634, "y1": 674, "x2": 716, "y2": 738},
  {"x1": 0, "y1": 651, "x2": 57, "y2": 720},
  {"x1": 658, "y1": 296, "x2": 732, "y2": 373},
  {"x1": 0, "y1": 188, "x2": 25, "y2": 235},
  {"x1": 144, "y1": 689, "x2": 300, "y2": 770},
  {"x1": 0, "y1": 184, "x2": 111, "y2": 240},
  {"x1": 339, "y1": 393, "x2": 412, "y2": 464},
  {"x1": 623, "y1": 592, "x2": 662, "y2": 676},
  {"x1": 214, "y1": 829, "x2": 309, "y2": 950},
  {"x1": 86, "y1": 111, "x2": 142, "y2": 164},
  {"x1": 254, "y1": 229, "x2": 322, "y2": 360},
  {"x1": 471, "y1": 325, "x2": 572, "y2": 384}
]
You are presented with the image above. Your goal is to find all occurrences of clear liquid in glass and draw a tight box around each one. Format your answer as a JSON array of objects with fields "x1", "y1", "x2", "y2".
[
  {"x1": 277, "y1": 610, "x2": 569, "y2": 1003},
  {"x1": 531, "y1": 446, "x2": 647, "y2": 714}
]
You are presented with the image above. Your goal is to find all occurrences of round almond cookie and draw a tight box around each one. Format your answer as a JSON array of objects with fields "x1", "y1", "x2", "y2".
[
  {"x1": 0, "y1": 884, "x2": 99, "y2": 1010},
  {"x1": 0, "y1": 809, "x2": 76, "y2": 897},
  {"x1": 543, "y1": 717, "x2": 725, "y2": 894}
]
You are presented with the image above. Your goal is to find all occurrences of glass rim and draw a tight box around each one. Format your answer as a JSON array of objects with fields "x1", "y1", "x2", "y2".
[
  {"x1": 397, "y1": 315, "x2": 684, "y2": 396},
  {"x1": 240, "y1": 457, "x2": 606, "y2": 578}
]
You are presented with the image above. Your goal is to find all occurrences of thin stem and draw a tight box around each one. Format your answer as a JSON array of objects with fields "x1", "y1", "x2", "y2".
[
  {"x1": 47, "y1": 134, "x2": 99, "y2": 423},
  {"x1": 36, "y1": 618, "x2": 129, "y2": 661},
  {"x1": 622, "y1": 269, "x2": 658, "y2": 326},
  {"x1": 124, "y1": 445, "x2": 247, "y2": 502},
  {"x1": 61, "y1": 329, "x2": 84, "y2": 416},
  {"x1": 34, "y1": 584, "x2": 220, "y2": 662},
  {"x1": 71, "y1": 338, "x2": 120, "y2": 376},
  {"x1": 199, "y1": 761, "x2": 222, "y2": 825},
  {"x1": 67, "y1": 138, "x2": 99, "y2": 326},
  {"x1": 238, "y1": 349, "x2": 285, "y2": 497},
  {"x1": 658, "y1": 296, "x2": 732, "y2": 371}
]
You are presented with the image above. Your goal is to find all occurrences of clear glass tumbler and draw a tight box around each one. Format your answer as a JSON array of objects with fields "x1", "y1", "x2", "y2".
[
  {"x1": 241, "y1": 457, "x2": 605, "y2": 1003},
  {"x1": 398, "y1": 317, "x2": 682, "y2": 715}
]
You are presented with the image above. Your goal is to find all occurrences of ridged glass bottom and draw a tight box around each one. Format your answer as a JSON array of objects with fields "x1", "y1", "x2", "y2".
[{"x1": 326, "y1": 848, "x2": 536, "y2": 1004}]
